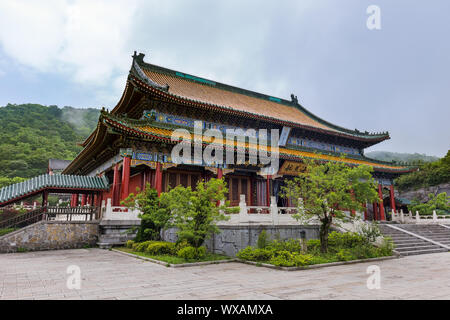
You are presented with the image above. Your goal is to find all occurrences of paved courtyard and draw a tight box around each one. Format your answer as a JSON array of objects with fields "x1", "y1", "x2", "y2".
[{"x1": 0, "y1": 248, "x2": 449, "y2": 300}]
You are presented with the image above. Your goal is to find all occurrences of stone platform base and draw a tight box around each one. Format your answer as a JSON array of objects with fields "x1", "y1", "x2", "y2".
[
  {"x1": 0, "y1": 221, "x2": 98, "y2": 253},
  {"x1": 161, "y1": 224, "x2": 320, "y2": 257},
  {"x1": 97, "y1": 219, "x2": 141, "y2": 249}
]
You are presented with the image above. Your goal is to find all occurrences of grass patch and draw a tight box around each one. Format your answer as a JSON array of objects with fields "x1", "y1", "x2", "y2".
[
  {"x1": 0, "y1": 228, "x2": 17, "y2": 237},
  {"x1": 116, "y1": 247, "x2": 231, "y2": 264}
]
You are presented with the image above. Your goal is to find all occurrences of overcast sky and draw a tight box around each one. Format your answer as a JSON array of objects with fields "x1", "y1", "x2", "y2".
[{"x1": 0, "y1": 1, "x2": 448, "y2": 157}]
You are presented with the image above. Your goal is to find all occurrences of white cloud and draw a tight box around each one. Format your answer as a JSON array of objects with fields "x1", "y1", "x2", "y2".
[{"x1": 0, "y1": 0, "x2": 140, "y2": 87}]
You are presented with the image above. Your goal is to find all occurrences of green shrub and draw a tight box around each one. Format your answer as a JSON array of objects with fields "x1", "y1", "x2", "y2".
[
  {"x1": 328, "y1": 232, "x2": 367, "y2": 249},
  {"x1": 252, "y1": 249, "x2": 273, "y2": 261},
  {"x1": 376, "y1": 238, "x2": 395, "y2": 256},
  {"x1": 134, "y1": 241, "x2": 153, "y2": 252},
  {"x1": 257, "y1": 230, "x2": 270, "y2": 249},
  {"x1": 336, "y1": 249, "x2": 353, "y2": 261},
  {"x1": 145, "y1": 241, "x2": 175, "y2": 255},
  {"x1": 269, "y1": 251, "x2": 313, "y2": 267},
  {"x1": 236, "y1": 247, "x2": 274, "y2": 262},
  {"x1": 351, "y1": 244, "x2": 377, "y2": 259},
  {"x1": 236, "y1": 247, "x2": 256, "y2": 260},
  {"x1": 306, "y1": 239, "x2": 321, "y2": 253},
  {"x1": 292, "y1": 254, "x2": 313, "y2": 266},
  {"x1": 177, "y1": 246, "x2": 206, "y2": 260},
  {"x1": 267, "y1": 239, "x2": 304, "y2": 253},
  {"x1": 269, "y1": 251, "x2": 296, "y2": 267},
  {"x1": 175, "y1": 239, "x2": 190, "y2": 252},
  {"x1": 126, "y1": 240, "x2": 134, "y2": 249}
]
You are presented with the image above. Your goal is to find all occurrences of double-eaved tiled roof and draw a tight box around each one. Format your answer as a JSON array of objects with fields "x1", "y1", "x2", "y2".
[
  {"x1": 0, "y1": 174, "x2": 109, "y2": 206},
  {"x1": 101, "y1": 113, "x2": 413, "y2": 173},
  {"x1": 130, "y1": 53, "x2": 389, "y2": 142}
]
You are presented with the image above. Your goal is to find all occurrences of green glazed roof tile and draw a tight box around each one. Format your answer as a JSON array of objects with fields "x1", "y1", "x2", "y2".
[{"x1": 0, "y1": 174, "x2": 109, "y2": 205}]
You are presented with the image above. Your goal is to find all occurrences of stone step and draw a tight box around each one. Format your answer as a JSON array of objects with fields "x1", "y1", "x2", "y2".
[
  {"x1": 398, "y1": 248, "x2": 448, "y2": 256},
  {"x1": 394, "y1": 242, "x2": 437, "y2": 248},
  {"x1": 391, "y1": 239, "x2": 423, "y2": 243},
  {"x1": 420, "y1": 234, "x2": 450, "y2": 240},
  {"x1": 412, "y1": 232, "x2": 450, "y2": 236},
  {"x1": 395, "y1": 245, "x2": 442, "y2": 252},
  {"x1": 393, "y1": 241, "x2": 436, "y2": 246},
  {"x1": 390, "y1": 235, "x2": 419, "y2": 239}
]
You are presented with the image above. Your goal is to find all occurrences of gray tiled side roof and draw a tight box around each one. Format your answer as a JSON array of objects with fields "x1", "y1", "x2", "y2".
[
  {"x1": 48, "y1": 159, "x2": 72, "y2": 171},
  {"x1": 0, "y1": 174, "x2": 109, "y2": 204}
]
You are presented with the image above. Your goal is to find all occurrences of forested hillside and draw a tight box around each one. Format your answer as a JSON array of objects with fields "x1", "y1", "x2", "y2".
[
  {"x1": 365, "y1": 151, "x2": 439, "y2": 164},
  {"x1": 0, "y1": 104, "x2": 99, "y2": 179},
  {"x1": 395, "y1": 150, "x2": 450, "y2": 191}
]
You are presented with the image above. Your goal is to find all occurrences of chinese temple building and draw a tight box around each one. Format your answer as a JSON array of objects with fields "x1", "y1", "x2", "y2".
[{"x1": 57, "y1": 51, "x2": 414, "y2": 221}]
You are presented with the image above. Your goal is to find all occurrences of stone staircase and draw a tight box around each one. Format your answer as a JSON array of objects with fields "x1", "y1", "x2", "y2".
[
  {"x1": 395, "y1": 224, "x2": 450, "y2": 247},
  {"x1": 379, "y1": 224, "x2": 449, "y2": 256}
]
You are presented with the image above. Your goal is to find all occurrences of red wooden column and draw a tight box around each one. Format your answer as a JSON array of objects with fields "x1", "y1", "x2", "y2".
[
  {"x1": 96, "y1": 192, "x2": 103, "y2": 208},
  {"x1": 70, "y1": 194, "x2": 78, "y2": 207},
  {"x1": 389, "y1": 185, "x2": 396, "y2": 213},
  {"x1": 120, "y1": 156, "x2": 131, "y2": 201},
  {"x1": 81, "y1": 194, "x2": 87, "y2": 206},
  {"x1": 155, "y1": 162, "x2": 163, "y2": 196},
  {"x1": 217, "y1": 167, "x2": 223, "y2": 180},
  {"x1": 372, "y1": 202, "x2": 378, "y2": 221},
  {"x1": 215, "y1": 168, "x2": 224, "y2": 206},
  {"x1": 112, "y1": 163, "x2": 120, "y2": 206},
  {"x1": 266, "y1": 175, "x2": 272, "y2": 207},
  {"x1": 363, "y1": 203, "x2": 368, "y2": 221},
  {"x1": 42, "y1": 191, "x2": 48, "y2": 207},
  {"x1": 378, "y1": 184, "x2": 386, "y2": 221},
  {"x1": 141, "y1": 169, "x2": 147, "y2": 190}
]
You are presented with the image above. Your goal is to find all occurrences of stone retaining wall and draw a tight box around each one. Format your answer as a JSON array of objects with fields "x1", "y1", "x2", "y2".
[
  {"x1": 0, "y1": 221, "x2": 98, "y2": 253},
  {"x1": 161, "y1": 224, "x2": 320, "y2": 257}
]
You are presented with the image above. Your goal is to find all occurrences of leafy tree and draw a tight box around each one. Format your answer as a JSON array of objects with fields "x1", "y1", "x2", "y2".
[
  {"x1": 281, "y1": 159, "x2": 379, "y2": 253},
  {"x1": 0, "y1": 176, "x2": 26, "y2": 188},
  {"x1": 159, "y1": 178, "x2": 234, "y2": 248},
  {"x1": 409, "y1": 192, "x2": 450, "y2": 215},
  {"x1": 395, "y1": 150, "x2": 450, "y2": 191},
  {"x1": 121, "y1": 185, "x2": 169, "y2": 241}
]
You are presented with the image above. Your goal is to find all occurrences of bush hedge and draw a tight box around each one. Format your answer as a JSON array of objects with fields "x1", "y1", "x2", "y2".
[{"x1": 237, "y1": 231, "x2": 394, "y2": 267}]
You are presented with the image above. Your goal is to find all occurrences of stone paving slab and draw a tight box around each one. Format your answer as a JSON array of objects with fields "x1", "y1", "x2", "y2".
[{"x1": 0, "y1": 248, "x2": 449, "y2": 300}]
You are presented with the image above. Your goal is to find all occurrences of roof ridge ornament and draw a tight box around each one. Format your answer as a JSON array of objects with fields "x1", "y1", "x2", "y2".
[
  {"x1": 290, "y1": 94, "x2": 299, "y2": 105},
  {"x1": 132, "y1": 51, "x2": 145, "y2": 64},
  {"x1": 132, "y1": 52, "x2": 169, "y2": 92}
]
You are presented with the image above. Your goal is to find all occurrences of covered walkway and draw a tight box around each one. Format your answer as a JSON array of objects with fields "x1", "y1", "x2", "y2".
[{"x1": 0, "y1": 174, "x2": 109, "y2": 208}]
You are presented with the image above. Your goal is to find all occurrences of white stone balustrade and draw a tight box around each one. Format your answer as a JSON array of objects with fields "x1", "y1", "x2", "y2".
[
  {"x1": 217, "y1": 194, "x2": 318, "y2": 226},
  {"x1": 391, "y1": 209, "x2": 450, "y2": 224},
  {"x1": 100, "y1": 198, "x2": 141, "y2": 221}
]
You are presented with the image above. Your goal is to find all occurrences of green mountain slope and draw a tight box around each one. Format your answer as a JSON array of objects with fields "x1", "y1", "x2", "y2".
[
  {"x1": 0, "y1": 104, "x2": 99, "y2": 178},
  {"x1": 365, "y1": 151, "x2": 439, "y2": 164}
]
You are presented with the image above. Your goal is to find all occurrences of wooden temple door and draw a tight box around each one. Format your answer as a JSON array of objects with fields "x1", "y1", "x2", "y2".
[
  {"x1": 225, "y1": 176, "x2": 251, "y2": 206},
  {"x1": 163, "y1": 170, "x2": 201, "y2": 191}
]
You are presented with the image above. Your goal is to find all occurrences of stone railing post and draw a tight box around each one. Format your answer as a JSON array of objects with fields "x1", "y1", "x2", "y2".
[
  {"x1": 270, "y1": 196, "x2": 278, "y2": 225},
  {"x1": 219, "y1": 200, "x2": 225, "y2": 215},
  {"x1": 239, "y1": 194, "x2": 248, "y2": 223},
  {"x1": 298, "y1": 198, "x2": 305, "y2": 215},
  {"x1": 433, "y1": 210, "x2": 438, "y2": 223},
  {"x1": 104, "y1": 198, "x2": 112, "y2": 219},
  {"x1": 416, "y1": 211, "x2": 420, "y2": 223},
  {"x1": 391, "y1": 209, "x2": 396, "y2": 222}
]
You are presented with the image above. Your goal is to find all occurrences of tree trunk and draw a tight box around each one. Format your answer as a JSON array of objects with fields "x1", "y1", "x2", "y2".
[{"x1": 319, "y1": 216, "x2": 332, "y2": 253}]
